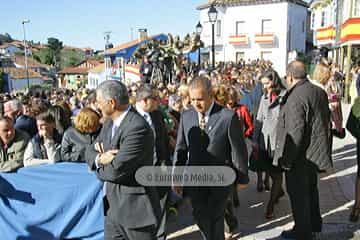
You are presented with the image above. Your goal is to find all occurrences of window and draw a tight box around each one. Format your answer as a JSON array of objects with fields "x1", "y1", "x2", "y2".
[
  {"x1": 302, "y1": 21, "x2": 305, "y2": 33},
  {"x1": 261, "y1": 19, "x2": 272, "y2": 34},
  {"x1": 216, "y1": 20, "x2": 221, "y2": 37},
  {"x1": 236, "y1": 21, "x2": 246, "y2": 35},
  {"x1": 321, "y1": 11, "x2": 326, "y2": 27},
  {"x1": 311, "y1": 12, "x2": 315, "y2": 30},
  {"x1": 203, "y1": 21, "x2": 211, "y2": 37},
  {"x1": 236, "y1": 52, "x2": 245, "y2": 63},
  {"x1": 355, "y1": 0, "x2": 360, "y2": 16}
]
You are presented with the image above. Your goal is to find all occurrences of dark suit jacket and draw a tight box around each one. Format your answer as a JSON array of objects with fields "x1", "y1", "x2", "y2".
[
  {"x1": 15, "y1": 115, "x2": 37, "y2": 138},
  {"x1": 273, "y1": 79, "x2": 332, "y2": 171},
  {"x1": 149, "y1": 110, "x2": 171, "y2": 167},
  {"x1": 149, "y1": 110, "x2": 171, "y2": 198},
  {"x1": 85, "y1": 107, "x2": 161, "y2": 229},
  {"x1": 173, "y1": 103, "x2": 249, "y2": 188}
]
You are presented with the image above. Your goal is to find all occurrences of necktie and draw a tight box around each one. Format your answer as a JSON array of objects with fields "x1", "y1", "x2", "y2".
[
  {"x1": 144, "y1": 114, "x2": 158, "y2": 165},
  {"x1": 144, "y1": 114, "x2": 154, "y2": 131},
  {"x1": 111, "y1": 124, "x2": 118, "y2": 139},
  {"x1": 199, "y1": 113, "x2": 206, "y2": 131}
]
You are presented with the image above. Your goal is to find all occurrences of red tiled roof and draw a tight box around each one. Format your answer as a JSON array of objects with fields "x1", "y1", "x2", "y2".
[
  {"x1": 58, "y1": 67, "x2": 90, "y2": 74},
  {"x1": 3, "y1": 67, "x2": 43, "y2": 79},
  {"x1": 12, "y1": 56, "x2": 51, "y2": 69},
  {"x1": 0, "y1": 43, "x2": 21, "y2": 49},
  {"x1": 88, "y1": 63, "x2": 105, "y2": 73}
]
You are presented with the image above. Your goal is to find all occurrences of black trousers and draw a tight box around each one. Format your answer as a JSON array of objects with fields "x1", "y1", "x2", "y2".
[
  {"x1": 188, "y1": 186, "x2": 231, "y2": 240},
  {"x1": 285, "y1": 160, "x2": 322, "y2": 240},
  {"x1": 357, "y1": 140, "x2": 360, "y2": 177},
  {"x1": 104, "y1": 217, "x2": 157, "y2": 240}
]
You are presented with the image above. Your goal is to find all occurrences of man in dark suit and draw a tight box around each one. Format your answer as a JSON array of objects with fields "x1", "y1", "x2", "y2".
[
  {"x1": 173, "y1": 76, "x2": 249, "y2": 240},
  {"x1": 135, "y1": 84, "x2": 171, "y2": 240},
  {"x1": 85, "y1": 80, "x2": 161, "y2": 240},
  {"x1": 274, "y1": 61, "x2": 332, "y2": 240}
]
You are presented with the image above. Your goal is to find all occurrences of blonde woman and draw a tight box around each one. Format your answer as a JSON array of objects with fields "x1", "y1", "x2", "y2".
[
  {"x1": 177, "y1": 84, "x2": 191, "y2": 110},
  {"x1": 61, "y1": 108, "x2": 101, "y2": 162},
  {"x1": 213, "y1": 84, "x2": 229, "y2": 106},
  {"x1": 312, "y1": 63, "x2": 345, "y2": 138}
]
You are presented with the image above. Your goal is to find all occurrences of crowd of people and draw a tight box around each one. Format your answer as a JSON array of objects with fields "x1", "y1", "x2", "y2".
[{"x1": 0, "y1": 57, "x2": 359, "y2": 240}]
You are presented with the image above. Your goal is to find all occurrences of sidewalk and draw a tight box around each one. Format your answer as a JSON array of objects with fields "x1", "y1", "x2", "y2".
[{"x1": 166, "y1": 104, "x2": 360, "y2": 240}]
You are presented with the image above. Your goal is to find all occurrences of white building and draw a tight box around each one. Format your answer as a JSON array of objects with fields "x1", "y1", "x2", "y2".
[
  {"x1": 197, "y1": 0, "x2": 308, "y2": 75},
  {"x1": 87, "y1": 63, "x2": 106, "y2": 89}
]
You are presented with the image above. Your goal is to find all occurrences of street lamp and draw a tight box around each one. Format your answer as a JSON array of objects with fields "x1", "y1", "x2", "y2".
[
  {"x1": 103, "y1": 31, "x2": 112, "y2": 82},
  {"x1": 196, "y1": 21, "x2": 203, "y2": 67},
  {"x1": 208, "y1": 5, "x2": 218, "y2": 69},
  {"x1": 22, "y1": 19, "x2": 30, "y2": 90}
]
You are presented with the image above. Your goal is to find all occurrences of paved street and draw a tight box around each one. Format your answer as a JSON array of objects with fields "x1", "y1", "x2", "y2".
[{"x1": 166, "y1": 104, "x2": 360, "y2": 240}]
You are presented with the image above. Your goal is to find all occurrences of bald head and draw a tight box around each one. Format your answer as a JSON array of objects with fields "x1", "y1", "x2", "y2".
[{"x1": 287, "y1": 61, "x2": 307, "y2": 80}]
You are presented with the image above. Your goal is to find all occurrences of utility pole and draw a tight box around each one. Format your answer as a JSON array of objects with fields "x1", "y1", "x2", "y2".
[{"x1": 22, "y1": 19, "x2": 30, "y2": 91}]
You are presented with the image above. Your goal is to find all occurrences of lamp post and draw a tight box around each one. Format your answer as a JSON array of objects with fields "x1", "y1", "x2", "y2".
[
  {"x1": 22, "y1": 19, "x2": 30, "y2": 90},
  {"x1": 208, "y1": 5, "x2": 218, "y2": 69},
  {"x1": 103, "y1": 31, "x2": 112, "y2": 82},
  {"x1": 196, "y1": 21, "x2": 203, "y2": 67}
]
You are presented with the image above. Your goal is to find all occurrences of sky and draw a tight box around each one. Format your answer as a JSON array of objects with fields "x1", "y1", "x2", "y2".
[{"x1": 1, "y1": 0, "x2": 205, "y2": 50}]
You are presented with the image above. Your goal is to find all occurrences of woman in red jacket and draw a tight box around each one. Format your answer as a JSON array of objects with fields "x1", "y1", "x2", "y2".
[{"x1": 227, "y1": 87, "x2": 254, "y2": 138}]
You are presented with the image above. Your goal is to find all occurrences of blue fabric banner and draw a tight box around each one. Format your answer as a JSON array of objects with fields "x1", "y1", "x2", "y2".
[{"x1": 0, "y1": 163, "x2": 104, "y2": 240}]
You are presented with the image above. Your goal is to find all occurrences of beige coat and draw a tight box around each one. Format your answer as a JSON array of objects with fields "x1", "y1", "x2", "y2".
[{"x1": 0, "y1": 130, "x2": 30, "y2": 172}]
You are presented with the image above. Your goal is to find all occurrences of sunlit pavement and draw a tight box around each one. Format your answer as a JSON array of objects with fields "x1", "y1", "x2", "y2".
[{"x1": 166, "y1": 103, "x2": 360, "y2": 240}]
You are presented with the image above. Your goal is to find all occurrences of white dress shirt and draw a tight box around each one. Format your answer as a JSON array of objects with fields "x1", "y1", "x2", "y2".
[{"x1": 197, "y1": 101, "x2": 215, "y2": 126}]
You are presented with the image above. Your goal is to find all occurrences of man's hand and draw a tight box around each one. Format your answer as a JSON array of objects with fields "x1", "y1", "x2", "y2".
[
  {"x1": 99, "y1": 150, "x2": 118, "y2": 165},
  {"x1": 172, "y1": 185, "x2": 183, "y2": 197},
  {"x1": 236, "y1": 184, "x2": 248, "y2": 191},
  {"x1": 95, "y1": 142, "x2": 104, "y2": 153},
  {"x1": 39, "y1": 129, "x2": 52, "y2": 139}
]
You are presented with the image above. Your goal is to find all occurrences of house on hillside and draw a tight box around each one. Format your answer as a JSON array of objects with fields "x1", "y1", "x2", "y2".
[
  {"x1": 3, "y1": 68, "x2": 51, "y2": 92},
  {"x1": 0, "y1": 43, "x2": 22, "y2": 56},
  {"x1": 0, "y1": 55, "x2": 14, "y2": 68},
  {"x1": 197, "y1": 0, "x2": 309, "y2": 75},
  {"x1": 58, "y1": 59, "x2": 103, "y2": 89},
  {"x1": 12, "y1": 56, "x2": 55, "y2": 76},
  {"x1": 82, "y1": 48, "x2": 94, "y2": 58}
]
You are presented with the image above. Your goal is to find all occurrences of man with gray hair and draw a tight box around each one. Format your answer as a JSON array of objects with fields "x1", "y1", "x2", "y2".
[
  {"x1": 4, "y1": 99, "x2": 22, "y2": 120},
  {"x1": 4, "y1": 99, "x2": 37, "y2": 137},
  {"x1": 274, "y1": 61, "x2": 331, "y2": 239},
  {"x1": 85, "y1": 80, "x2": 161, "y2": 240},
  {"x1": 173, "y1": 76, "x2": 249, "y2": 240}
]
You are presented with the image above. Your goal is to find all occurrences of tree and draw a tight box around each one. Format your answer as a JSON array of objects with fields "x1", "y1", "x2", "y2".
[
  {"x1": 47, "y1": 37, "x2": 63, "y2": 69},
  {"x1": 33, "y1": 54, "x2": 42, "y2": 63},
  {"x1": 0, "y1": 33, "x2": 13, "y2": 44}
]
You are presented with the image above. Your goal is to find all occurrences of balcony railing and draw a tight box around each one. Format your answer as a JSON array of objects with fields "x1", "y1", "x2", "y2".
[
  {"x1": 254, "y1": 33, "x2": 275, "y2": 44},
  {"x1": 316, "y1": 26, "x2": 336, "y2": 42},
  {"x1": 229, "y1": 35, "x2": 248, "y2": 45}
]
